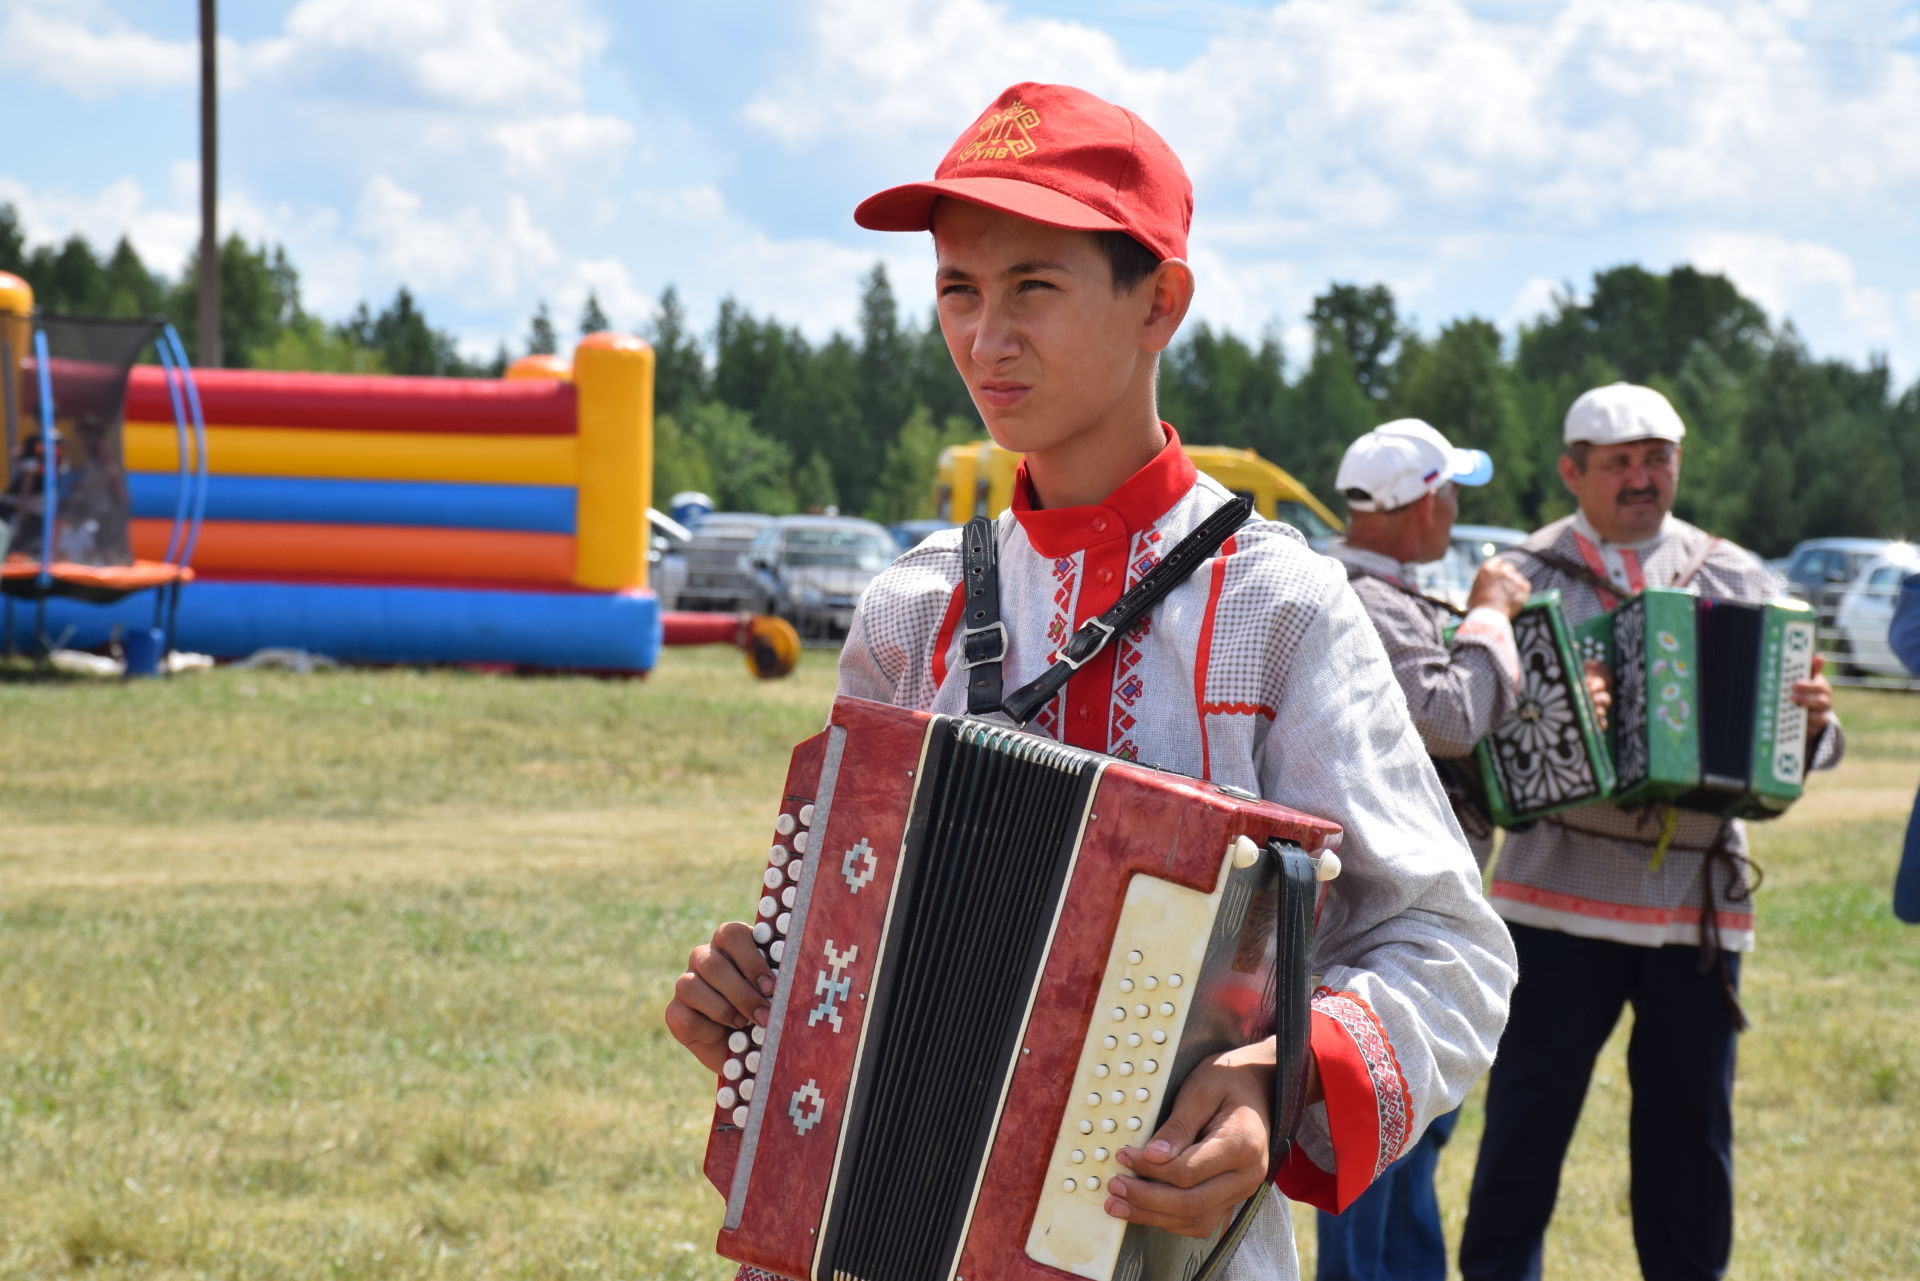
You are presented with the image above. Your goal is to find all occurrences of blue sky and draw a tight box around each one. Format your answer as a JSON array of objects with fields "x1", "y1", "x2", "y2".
[{"x1": 7, "y1": 0, "x2": 1920, "y2": 387}]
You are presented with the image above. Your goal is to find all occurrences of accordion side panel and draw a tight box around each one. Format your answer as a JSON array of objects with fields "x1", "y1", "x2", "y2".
[
  {"x1": 704, "y1": 729, "x2": 829, "y2": 1200},
  {"x1": 713, "y1": 701, "x2": 930, "y2": 1281},
  {"x1": 1469, "y1": 594, "x2": 1610, "y2": 826},
  {"x1": 1739, "y1": 603, "x2": 1814, "y2": 815},
  {"x1": 1638, "y1": 588, "x2": 1704, "y2": 802},
  {"x1": 957, "y1": 772, "x2": 1343, "y2": 1281}
]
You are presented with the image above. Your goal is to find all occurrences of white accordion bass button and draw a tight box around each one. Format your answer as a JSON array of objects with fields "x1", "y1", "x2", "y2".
[
  {"x1": 769, "y1": 845, "x2": 789, "y2": 867},
  {"x1": 1231, "y1": 835, "x2": 1261, "y2": 869},
  {"x1": 775, "y1": 813, "x2": 797, "y2": 836},
  {"x1": 745, "y1": 1050, "x2": 761, "y2": 1073},
  {"x1": 799, "y1": 803, "x2": 815, "y2": 826},
  {"x1": 763, "y1": 868, "x2": 783, "y2": 890},
  {"x1": 793, "y1": 830, "x2": 810, "y2": 855},
  {"x1": 758, "y1": 895, "x2": 778, "y2": 918},
  {"x1": 1317, "y1": 851, "x2": 1343, "y2": 882},
  {"x1": 732, "y1": 1105, "x2": 749, "y2": 1127},
  {"x1": 781, "y1": 886, "x2": 797, "y2": 908},
  {"x1": 776, "y1": 912, "x2": 792, "y2": 934},
  {"x1": 717, "y1": 1086, "x2": 737, "y2": 1109},
  {"x1": 739, "y1": 1077, "x2": 755, "y2": 1101},
  {"x1": 723, "y1": 1058, "x2": 744, "y2": 1081},
  {"x1": 728, "y1": 1030, "x2": 749, "y2": 1054},
  {"x1": 752, "y1": 922, "x2": 773, "y2": 944},
  {"x1": 770, "y1": 940, "x2": 785, "y2": 963},
  {"x1": 751, "y1": 1025, "x2": 765, "y2": 1046}
]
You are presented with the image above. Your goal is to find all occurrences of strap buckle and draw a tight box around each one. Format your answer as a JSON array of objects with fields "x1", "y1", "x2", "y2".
[
  {"x1": 1057, "y1": 617, "x2": 1115, "y2": 670},
  {"x1": 959, "y1": 621, "x2": 1009, "y2": 670}
]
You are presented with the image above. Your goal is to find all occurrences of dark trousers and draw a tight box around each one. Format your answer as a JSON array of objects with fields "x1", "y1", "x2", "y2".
[
  {"x1": 1459, "y1": 923, "x2": 1740, "y2": 1281},
  {"x1": 1316, "y1": 1105, "x2": 1459, "y2": 1281}
]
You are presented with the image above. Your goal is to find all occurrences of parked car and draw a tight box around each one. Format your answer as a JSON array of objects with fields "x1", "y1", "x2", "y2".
[
  {"x1": 888, "y1": 518, "x2": 954, "y2": 553},
  {"x1": 671, "y1": 512, "x2": 773, "y2": 612},
  {"x1": 1832, "y1": 544, "x2": 1920, "y2": 677},
  {"x1": 1779, "y1": 537, "x2": 1897, "y2": 625},
  {"x1": 747, "y1": 515, "x2": 898, "y2": 640},
  {"x1": 648, "y1": 509, "x2": 691, "y2": 606}
]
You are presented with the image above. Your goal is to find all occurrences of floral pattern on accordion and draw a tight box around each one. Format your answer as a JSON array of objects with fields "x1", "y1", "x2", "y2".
[{"x1": 1485, "y1": 609, "x2": 1602, "y2": 814}]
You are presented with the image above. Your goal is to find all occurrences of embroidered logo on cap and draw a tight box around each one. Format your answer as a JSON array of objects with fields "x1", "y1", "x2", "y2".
[{"x1": 956, "y1": 100, "x2": 1041, "y2": 164}]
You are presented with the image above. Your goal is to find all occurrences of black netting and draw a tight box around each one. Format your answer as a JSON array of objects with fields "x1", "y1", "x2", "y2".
[{"x1": 5, "y1": 314, "x2": 163, "y2": 567}]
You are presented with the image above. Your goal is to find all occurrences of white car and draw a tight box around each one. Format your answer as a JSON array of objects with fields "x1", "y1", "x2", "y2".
[{"x1": 1832, "y1": 545, "x2": 1920, "y2": 678}]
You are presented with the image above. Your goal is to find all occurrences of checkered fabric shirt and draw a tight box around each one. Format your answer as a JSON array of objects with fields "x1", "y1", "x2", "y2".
[
  {"x1": 826, "y1": 429, "x2": 1515, "y2": 1281},
  {"x1": 1328, "y1": 541, "x2": 1523, "y2": 867},
  {"x1": 1491, "y1": 512, "x2": 1845, "y2": 951}
]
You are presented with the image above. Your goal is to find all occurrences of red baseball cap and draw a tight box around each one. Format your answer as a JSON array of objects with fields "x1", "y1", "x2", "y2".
[{"x1": 854, "y1": 82, "x2": 1192, "y2": 262}]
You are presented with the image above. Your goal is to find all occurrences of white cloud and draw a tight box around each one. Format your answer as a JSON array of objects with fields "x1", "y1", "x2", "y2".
[
  {"x1": 1687, "y1": 231, "x2": 1903, "y2": 359},
  {"x1": 353, "y1": 176, "x2": 561, "y2": 307},
  {"x1": 493, "y1": 113, "x2": 637, "y2": 182},
  {"x1": 0, "y1": 5, "x2": 193, "y2": 97},
  {"x1": 632, "y1": 186, "x2": 728, "y2": 222},
  {"x1": 1503, "y1": 275, "x2": 1571, "y2": 332},
  {"x1": 0, "y1": 175, "x2": 198, "y2": 275}
]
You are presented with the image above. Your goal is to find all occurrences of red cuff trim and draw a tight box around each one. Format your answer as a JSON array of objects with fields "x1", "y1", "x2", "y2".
[{"x1": 1273, "y1": 989, "x2": 1413, "y2": 1213}]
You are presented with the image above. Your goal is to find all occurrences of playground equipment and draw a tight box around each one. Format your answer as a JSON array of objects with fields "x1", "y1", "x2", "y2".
[{"x1": 1, "y1": 272, "x2": 206, "y2": 671}]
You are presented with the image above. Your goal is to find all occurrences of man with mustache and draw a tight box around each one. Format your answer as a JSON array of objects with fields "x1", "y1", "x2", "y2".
[{"x1": 1459, "y1": 382, "x2": 1842, "y2": 1281}]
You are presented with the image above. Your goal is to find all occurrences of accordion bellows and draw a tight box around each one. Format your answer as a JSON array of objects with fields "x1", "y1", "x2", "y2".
[{"x1": 704, "y1": 697, "x2": 1342, "y2": 1281}]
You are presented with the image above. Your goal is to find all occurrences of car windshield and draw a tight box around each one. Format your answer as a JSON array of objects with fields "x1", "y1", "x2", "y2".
[
  {"x1": 1273, "y1": 501, "x2": 1337, "y2": 541},
  {"x1": 782, "y1": 528, "x2": 896, "y2": 570}
]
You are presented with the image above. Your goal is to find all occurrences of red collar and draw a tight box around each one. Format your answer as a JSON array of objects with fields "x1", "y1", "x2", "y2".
[{"x1": 1010, "y1": 424, "x2": 1198, "y2": 557}]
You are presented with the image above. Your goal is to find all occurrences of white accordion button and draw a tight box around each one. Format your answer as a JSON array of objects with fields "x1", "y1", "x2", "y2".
[
  {"x1": 758, "y1": 895, "x2": 777, "y2": 918},
  {"x1": 1142, "y1": 975, "x2": 1158, "y2": 990},
  {"x1": 1127, "y1": 950, "x2": 1143, "y2": 965},
  {"x1": 732, "y1": 1105, "x2": 749, "y2": 1127},
  {"x1": 775, "y1": 813, "x2": 797, "y2": 836},
  {"x1": 1127, "y1": 1116, "x2": 1143, "y2": 1131},
  {"x1": 1167, "y1": 973, "x2": 1183, "y2": 988},
  {"x1": 752, "y1": 922, "x2": 772, "y2": 944},
  {"x1": 1117, "y1": 1061, "x2": 1133, "y2": 1076},
  {"x1": 1143, "y1": 1059, "x2": 1158, "y2": 1074},
  {"x1": 1127, "y1": 1032, "x2": 1143, "y2": 1048},
  {"x1": 1102, "y1": 1035, "x2": 1118, "y2": 1050},
  {"x1": 1151, "y1": 1029, "x2": 1167, "y2": 1045},
  {"x1": 1078, "y1": 1120, "x2": 1094, "y2": 1135},
  {"x1": 1159, "y1": 1002, "x2": 1175, "y2": 1017},
  {"x1": 1094, "y1": 1147, "x2": 1109, "y2": 1162},
  {"x1": 739, "y1": 1078, "x2": 755, "y2": 1102},
  {"x1": 1063, "y1": 1178, "x2": 1077, "y2": 1192},
  {"x1": 723, "y1": 1059, "x2": 744, "y2": 1081},
  {"x1": 1135, "y1": 1088, "x2": 1151, "y2": 1102},
  {"x1": 1317, "y1": 851, "x2": 1343, "y2": 882},
  {"x1": 1069, "y1": 1149, "x2": 1086, "y2": 1165},
  {"x1": 769, "y1": 940, "x2": 785, "y2": 963},
  {"x1": 716, "y1": 1086, "x2": 737, "y2": 1109},
  {"x1": 1110, "y1": 1007, "x2": 1127, "y2": 1022},
  {"x1": 1134, "y1": 1004, "x2": 1150, "y2": 1019},
  {"x1": 751, "y1": 1025, "x2": 765, "y2": 1046},
  {"x1": 1100, "y1": 1118, "x2": 1118, "y2": 1133},
  {"x1": 1231, "y1": 835, "x2": 1261, "y2": 869},
  {"x1": 1086, "y1": 1092, "x2": 1102, "y2": 1107},
  {"x1": 769, "y1": 845, "x2": 790, "y2": 867},
  {"x1": 781, "y1": 886, "x2": 797, "y2": 908},
  {"x1": 728, "y1": 1030, "x2": 749, "y2": 1054},
  {"x1": 745, "y1": 1050, "x2": 761, "y2": 1073},
  {"x1": 1093, "y1": 1063, "x2": 1110, "y2": 1078},
  {"x1": 1086, "y1": 1175, "x2": 1101, "y2": 1190},
  {"x1": 776, "y1": 912, "x2": 792, "y2": 934},
  {"x1": 793, "y1": 830, "x2": 810, "y2": 854},
  {"x1": 1119, "y1": 977, "x2": 1135, "y2": 993},
  {"x1": 763, "y1": 868, "x2": 784, "y2": 890},
  {"x1": 1108, "y1": 1090, "x2": 1125, "y2": 1105}
]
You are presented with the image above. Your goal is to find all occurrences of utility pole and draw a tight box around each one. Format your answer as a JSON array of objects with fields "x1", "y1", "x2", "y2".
[{"x1": 197, "y1": 0, "x2": 221, "y2": 366}]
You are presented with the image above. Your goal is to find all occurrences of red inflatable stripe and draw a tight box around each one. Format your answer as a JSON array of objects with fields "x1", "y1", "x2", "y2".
[
  {"x1": 130, "y1": 519, "x2": 575, "y2": 585},
  {"x1": 124, "y1": 365, "x2": 578, "y2": 436}
]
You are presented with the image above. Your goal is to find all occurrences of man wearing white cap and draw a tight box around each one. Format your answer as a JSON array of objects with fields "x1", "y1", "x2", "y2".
[
  {"x1": 1460, "y1": 383, "x2": 1842, "y2": 1281},
  {"x1": 1317, "y1": 420, "x2": 1531, "y2": 1281}
]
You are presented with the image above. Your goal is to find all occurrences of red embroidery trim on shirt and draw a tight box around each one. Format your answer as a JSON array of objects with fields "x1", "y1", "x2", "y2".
[
  {"x1": 1490, "y1": 880, "x2": 1754, "y2": 932},
  {"x1": 1107, "y1": 527, "x2": 1163, "y2": 762},
  {"x1": 1191, "y1": 536, "x2": 1237, "y2": 779},
  {"x1": 1313, "y1": 986, "x2": 1412, "y2": 1178},
  {"x1": 1198, "y1": 700, "x2": 1278, "y2": 720}
]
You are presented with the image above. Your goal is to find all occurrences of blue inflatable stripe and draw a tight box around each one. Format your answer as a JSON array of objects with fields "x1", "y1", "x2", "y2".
[
  {"x1": 9, "y1": 581, "x2": 659, "y2": 672},
  {"x1": 124, "y1": 473, "x2": 576, "y2": 534}
]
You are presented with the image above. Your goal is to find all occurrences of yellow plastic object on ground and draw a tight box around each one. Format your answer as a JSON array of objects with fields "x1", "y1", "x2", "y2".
[
  {"x1": 931, "y1": 438, "x2": 1343, "y2": 537},
  {"x1": 746, "y1": 614, "x2": 801, "y2": 680}
]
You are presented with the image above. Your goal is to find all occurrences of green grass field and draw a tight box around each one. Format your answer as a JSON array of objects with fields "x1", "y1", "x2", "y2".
[{"x1": 2, "y1": 651, "x2": 1915, "y2": 1279}]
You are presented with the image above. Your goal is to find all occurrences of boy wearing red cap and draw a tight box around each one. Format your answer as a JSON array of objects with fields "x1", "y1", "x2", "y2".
[{"x1": 668, "y1": 83, "x2": 1515, "y2": 1279}]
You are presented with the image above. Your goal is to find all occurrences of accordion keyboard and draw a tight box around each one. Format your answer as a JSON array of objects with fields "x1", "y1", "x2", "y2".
[{"x1": 1025, "y1": 855, "x2": 1242, "y2": 1281}]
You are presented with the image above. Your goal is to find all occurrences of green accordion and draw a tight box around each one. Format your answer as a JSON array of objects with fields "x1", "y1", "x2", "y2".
[
  {"x1": 1452, "y1": 592, "x2": 1615, "y2": 828},
  {"x1": 1575, "y1": 587, "x2": 1817, "y2": 819}
]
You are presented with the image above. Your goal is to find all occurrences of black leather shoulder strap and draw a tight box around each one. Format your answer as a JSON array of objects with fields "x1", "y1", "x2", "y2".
[
  {"x1": 999, "y1": 495, "x2": 1253, "y2": 725},
  {"x1": 959, "y1": 515, "x2": 1007, "y2": 715}
]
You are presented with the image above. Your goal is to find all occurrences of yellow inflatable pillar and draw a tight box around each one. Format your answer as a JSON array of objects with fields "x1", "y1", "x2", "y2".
[
  {"x1": 0, "y1": 271, "x2": 32, "y2": 489},
  {"x1": 570, "y1": 332, "x2": 655, "y2": 591},
  {"x1": 505, "y1": 353, "x2": 570, "y2": 382}
]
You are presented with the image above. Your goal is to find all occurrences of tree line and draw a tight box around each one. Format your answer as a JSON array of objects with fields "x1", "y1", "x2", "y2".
[{"x1": 4, "y1": 201, "x2": 1914, "y2": 557}]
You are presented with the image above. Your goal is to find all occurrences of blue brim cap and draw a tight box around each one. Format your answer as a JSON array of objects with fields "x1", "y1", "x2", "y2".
[{"x1": 1450, "y1": 448, "x2": 1494, "y2": 487}]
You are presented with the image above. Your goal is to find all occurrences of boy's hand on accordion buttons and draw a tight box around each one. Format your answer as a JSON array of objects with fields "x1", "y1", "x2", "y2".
[
  {"x1": 1105, "y1": 1042, "x2": 1289, "y2": 1238},
  {"x1": 1792, "y1": 652, "x2": 1833, "y2": 744},
  {"x1": 1582, "y1": 660, "x2": 1612, "y2": 733},
  {"x1": 664, "y1": 921, "x2": 775, "y2": 1075}
]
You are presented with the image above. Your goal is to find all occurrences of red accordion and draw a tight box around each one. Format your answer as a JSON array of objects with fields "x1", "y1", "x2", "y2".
[{"x1": 703, "y1": 697, "x2": 1342, "y2": 1281}]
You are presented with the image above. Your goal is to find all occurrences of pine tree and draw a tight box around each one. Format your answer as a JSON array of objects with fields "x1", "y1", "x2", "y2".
[
  {"x1": 527, "y1": 302, "x2": 558, "y2": 356},
  {"x1": 579, "y1": 291, "x2": 611, "y2": 340}
]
